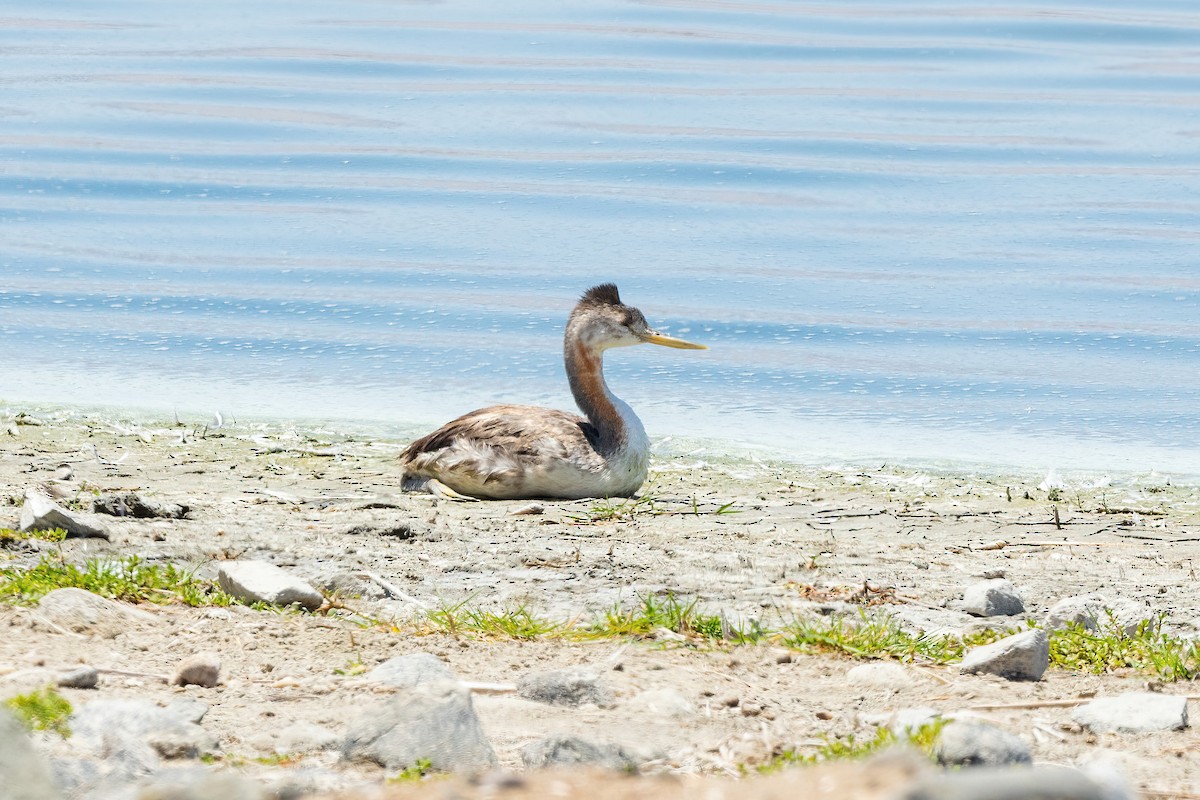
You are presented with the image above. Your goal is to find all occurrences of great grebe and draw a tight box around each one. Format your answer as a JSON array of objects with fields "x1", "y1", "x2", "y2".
[{"x1": 399, "y1": 283, "x2": 707, "y2": 500}]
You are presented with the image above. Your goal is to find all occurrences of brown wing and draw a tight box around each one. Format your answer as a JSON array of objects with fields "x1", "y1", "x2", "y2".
[{"x1": 399, "y1": 404, "x2": 602, "y2": 491}]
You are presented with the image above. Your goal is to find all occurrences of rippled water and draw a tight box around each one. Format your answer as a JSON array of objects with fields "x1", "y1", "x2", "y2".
[{"x1": 3, "y1": 1, "x2": 1199, "y2": 475}]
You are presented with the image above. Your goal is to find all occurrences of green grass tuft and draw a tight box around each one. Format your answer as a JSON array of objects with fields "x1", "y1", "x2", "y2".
[
  {"x1": 389, "y1": 757, "x2": 434, "y2": 782},
  {"x1": 567, "y1": 487, "x2": 740, "y2": 524},
  {"x1": 0, "y1": 554, "x2": 236, "y2": 607},
  {"x1": 567, "y1": 493, "x2": 662, "y2": 524},
  {"x1": 761, "y1": 719, "x2": 947, "y2": 772},
  {"x1": 0, "y1": 527, "x2": 68, "y2": 543},
  {"x1": 591, "y1": 592, "x2": 765, "y2": 645},
  {"x1": 426, "y1": 600, "x2": 566, "y2": 640},
  {"x1": 5, "y1": 686, "x2": 73, "y2": 737},
  {"x1": 410, "y1": 591, "x2": 1200, "y2": 684},
  {"x1": 1049, "y1": 614, "x2": 1200, "y2": 680},
  {"x1": 780, "y1": 611, "x2": 968, "y2": 664}
]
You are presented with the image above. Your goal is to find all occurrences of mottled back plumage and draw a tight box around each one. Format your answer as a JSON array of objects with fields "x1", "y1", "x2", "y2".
[{"x1": 398, "y1": 283, "x2": 705, "y2": 500}]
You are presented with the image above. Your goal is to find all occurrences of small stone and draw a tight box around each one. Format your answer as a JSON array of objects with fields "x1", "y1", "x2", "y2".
[
  {"x1": 520, "y1": 735, "x2": 638, "y2": 772},
  {"x1": 173, "y1": 652, "x2": 221, "y2": 688},
  {"x1": 846, "y1": 662, "x2": 914, "y2": 690},
  {"x1": 959, "y1": 629, "x2": 1048, "y2": 681},
  {"x1": 150, "y1": 730, "x2": 201, "y2": 759},
  {"x1": 1072, "y1": 692, "x2": 1188, "y2": 733},
  {"x1": 56, "y1": 665, "x2": 99, "y2": 689},
  {"x1": 962, "y1": 579, "x2": 1024, "y2": 617},
  {"x1": 18, "y1": 489, "x2": 109, "y2": 540},
  {"x1": 903, "y1": 764, "x2": 1116, "y2": 800},
  {"x1": 342, "y1": 679, "x2": 497, "y2": 773},
  {"x1": 517, "y1": 667, "x2": 613, "y2": 708},
  {"x1": 217, "y1": 561, "x2": 323, "y2": 610},
  {"x1": 367, "y1": 653, "x2": 456, "y2": 689},
  {"x1": 475, "y1": 771, "x2": 527, "y2": 792},
  {"x1": 933, "y1": 719, "x2": 1031, "y2": 767},
  {"x1": 340, "y1": 516, "x2": 432, "y2": 540},
  {"x1": 322, "y1": 571, "x2": 384, "y2": 600},
  {"x1": 92, "y1": 492, "x2": 188, "y2": 519},
  {"x1": 165, "y1": 698, "x2": 209, "y2": 725}
]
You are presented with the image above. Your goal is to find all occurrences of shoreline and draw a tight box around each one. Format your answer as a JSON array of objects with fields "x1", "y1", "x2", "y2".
[
  {"x1": 5, "y1": 398, "x2": 1199, "y2": 490},
  {"x1": 3, "y1": 405, "x2": 1200, "y2": 797}
]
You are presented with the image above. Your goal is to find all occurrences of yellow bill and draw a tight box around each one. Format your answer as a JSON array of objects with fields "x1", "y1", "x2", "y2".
[{"x1": 639, "y1": 330, "x2": 708, "y2": 350}]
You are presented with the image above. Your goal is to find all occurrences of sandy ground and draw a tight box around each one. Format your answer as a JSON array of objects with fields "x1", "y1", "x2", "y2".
[{"x1": 3, "y1": 410, "x2": 1200, "y2": 798}]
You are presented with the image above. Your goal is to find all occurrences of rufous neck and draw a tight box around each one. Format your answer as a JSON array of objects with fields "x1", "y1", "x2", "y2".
[{"x1": 564, "y1": 335, "x2": 626, "y2": 452}]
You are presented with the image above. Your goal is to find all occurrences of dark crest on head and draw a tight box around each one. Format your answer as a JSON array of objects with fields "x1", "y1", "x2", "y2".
[{"x1": 579, "y1": 283, "x2": 622, "y2": 308}]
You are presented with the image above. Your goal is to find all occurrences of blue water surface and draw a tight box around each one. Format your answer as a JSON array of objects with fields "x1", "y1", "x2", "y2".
[{"x1": 2, "y1": 1, "x2": 1199, "y2": 476}]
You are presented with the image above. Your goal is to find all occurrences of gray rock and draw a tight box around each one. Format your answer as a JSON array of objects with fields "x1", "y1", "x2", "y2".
[
  {"x1": 342, "y1": 680, "x2": 497, "y2": 773},
  {"x1": 216, "y1": 561, "x2": 323, "y2": 610},
  {"x1": 47, "y1": 758, "x2": 104, "y2": 799},
  {"x1": 0, "y1": 709, "x2": 59, "y2": 800},
  {"x1": 92, "y1": 492, "x2": 188, "y2": 519},
  {"x1": 1072, "y1": 692, "x2": 1188, "y2": 733},
  {"x1": 934, "y1": 720, "x2": 1031, "y2": 767},
  {"x1": 520, "y1": 735, "x2": 638, "y2": 772},
  {"x1": 517, "y1": 667, "x2": 613, "y2": 708},
  {"x1": 1045, "y1": 593, "x2": 1107, "y2": 632},
  {"x1": 1046, "y1": 594, "x2": 1154, "y2": 637},
  {"x1": 57, "y1": 665, "x2": 99, "y2": 689},
  {"x1": 903, "y1": 764, "x2": 1118, "y2": 800},
  {"x1": 19, "y1": 489, "x2": 109, "y2": 539},
  {"x1": 322, "y1": 571, "x2": 387, "y2": 600},
  {"x1": 36, "y1": 588, "x2": 156, "y2": 638},
  {"x1": 173, "y1": 652, "x2": 221, "y2": 688},
  {"x1": 340, "y1": 520, "x2": 429, "y2": 540},
  {"x1": 960, "y1": 629, "x2": 1049, "y2": 681},
  {"x1": 165, "y1": 699, "x2": 210, "y2": 725},
  {"x1": 366, "y1": 653, "x2": 456, "y2": 689},
  {"x1": 70, "y1": 698, "x2": 219, "y2": 762},
  {"x1": 963, "y1": 579, "x2": 1025, "y2": 617}
]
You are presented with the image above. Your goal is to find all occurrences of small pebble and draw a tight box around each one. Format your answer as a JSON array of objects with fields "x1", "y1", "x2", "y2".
[
  {"x1": 57, "y1": 665, "x2": 99, "y2": 690},
  {"x1": 173, "y1": 652, "x2": 221, "y2": 688},
  {"x1": 963, "y1": 578, "x2": 1025, "y2": 617}
]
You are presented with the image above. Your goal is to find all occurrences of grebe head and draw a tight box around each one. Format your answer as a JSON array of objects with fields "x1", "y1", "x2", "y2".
[{"x1": 569, "y1": 283, "x2": 708, "y2": 352}]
